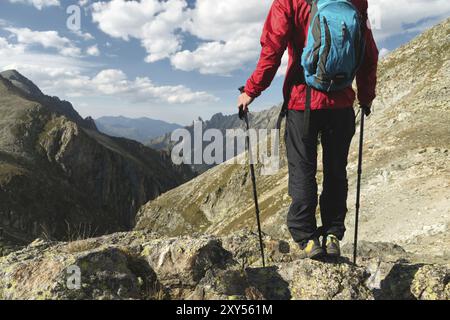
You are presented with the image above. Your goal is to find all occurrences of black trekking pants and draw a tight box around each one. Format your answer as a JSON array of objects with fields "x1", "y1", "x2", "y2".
[{"x1": 286, "y1": 108, "x2": 356, "y2": 245}]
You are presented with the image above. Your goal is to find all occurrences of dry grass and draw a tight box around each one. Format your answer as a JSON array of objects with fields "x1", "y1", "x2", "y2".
[
  {"x1": 65, "y1": 221, "x2": 98, "y2": 243},
  {"x1": 64, "y1": 239, "x2": 100, "y2": 254}
]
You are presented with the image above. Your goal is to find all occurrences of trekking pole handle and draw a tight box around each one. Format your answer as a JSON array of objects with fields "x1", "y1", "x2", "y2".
[
  {"x1": 238, "y1": 86, "x2": 248, "y2": 121},
  {"x1": 360, "y1": 104, "x2": 372, "y2": 117}
]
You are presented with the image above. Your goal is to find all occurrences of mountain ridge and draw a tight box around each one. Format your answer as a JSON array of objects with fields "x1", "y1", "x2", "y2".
[
  {"x1": 95, "y1": 116, "x2": 182, "y2": 144},
  {"x1": 148, "y1": 105, "x2": 281, "y2": 173},
  {"x1": 0, "y1": 70, "x2": 195, "y2": 245}
]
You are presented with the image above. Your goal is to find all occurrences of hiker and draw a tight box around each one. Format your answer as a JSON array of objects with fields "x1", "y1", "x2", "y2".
[{"x1": 237, "y1": 0, "x2": 378, "y2": 259}]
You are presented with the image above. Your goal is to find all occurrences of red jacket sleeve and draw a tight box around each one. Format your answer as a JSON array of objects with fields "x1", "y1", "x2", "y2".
[
  {"x1": 356, "y1": 7, "x2": 379, "y2": 106},
  {"x1": 245, "y1": 0, "x2": 293, "y2": 98}
]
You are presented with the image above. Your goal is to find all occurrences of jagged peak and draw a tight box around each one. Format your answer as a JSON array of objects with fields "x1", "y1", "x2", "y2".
[
  {"x1": 84, "y1": 116, "x2": 98, "y2": 131},
  {"x1": 0, "y1": 69, "x2": 44, "y2": 98}
]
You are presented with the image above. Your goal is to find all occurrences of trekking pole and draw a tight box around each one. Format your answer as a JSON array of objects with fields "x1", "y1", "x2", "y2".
[
  {"x1": 353, "y1": 106, "x2": 369, "y2": 265},
  {"x1": 238, "y1": 86, "x2": 266, "y2": 268}
]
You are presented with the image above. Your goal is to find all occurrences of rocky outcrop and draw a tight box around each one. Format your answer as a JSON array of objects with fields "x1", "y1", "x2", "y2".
[
  {"x1": 0, "y1": 71, "x2": 195, "y2": 244},
  {"x1": 341, "y1": 241, "x2": 450, "y2": 300},
  {"x1": 0, "y1": 231, "x2": 361, "y2": 300},
  {"x1": 0, "y1": 230, "x2": 447, "y2": 300}
]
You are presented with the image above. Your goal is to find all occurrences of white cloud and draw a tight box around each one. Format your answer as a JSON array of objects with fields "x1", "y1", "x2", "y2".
[
  {"x1": 171, "y1": 29, "x2": 261, "y2": 75},
  {"x1": 92, "y1": 0, "x2": 187, "y2": 63},
  {"x1": 73, "y1": 30, "x2": 95, "y2": 41},
  {"x1": 0, "y1": 39, "x2": 94, "y2": 99},
  {"x1": 2, "y1": 62, "x2": 218, "y2": 105},
  {"x1": 0, "y1": 37, "x2": 95, "y2": 94},
  {"x1": 5, "y1": 27, "x2": 81, "y2": 57},
  {"x1": 58, "y1": 69, "x2": 218, "y2": 104},
  {"x1": 171, "y1": 0, "x2": 271, "y2": 75},
  {"x1": 0, "y1": 36, "x2": 217, "y2": 107},
  {"x1": 369, "y1": 0, "x2": 450, "y2": 41},
  {"x1": 90, "y1": 0, "x2": 271, "y2": 74},
  {"x1": 184, "y1": 0, "x2": 271, "y2": 41},
  {"x1": 7, "y1": 0, "x2": 60, "y2": 10},
  {"x1": 0, "y1": 37, "x2": 26, "y2": 56},
  {"x1": 86, "y1": 44, "x2": 100, "y2": 56},
  {"x1": 87, "y1": 0, "x2": 449, "y2": 76}
]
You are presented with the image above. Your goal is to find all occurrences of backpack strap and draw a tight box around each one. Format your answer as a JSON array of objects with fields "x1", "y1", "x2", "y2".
[
  {"x1": 276, "y1": 0, "x2": 312, "y2": 132},
  {"x1": 303, "y1": 0, "x2": 315, "y2": 136}
]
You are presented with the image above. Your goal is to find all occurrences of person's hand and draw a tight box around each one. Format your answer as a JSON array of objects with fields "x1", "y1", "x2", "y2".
[
  {"x1": 361, "y1": 102, "x2": 372, "y2": 117},
  {"x1": 237, "y1": 91, "x2": 255, "y2": 114}
]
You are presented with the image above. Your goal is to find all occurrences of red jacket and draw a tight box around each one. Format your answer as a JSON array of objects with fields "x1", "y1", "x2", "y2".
[{"x1": 245, "y1": 0, "x2": 378, "y2": 110}]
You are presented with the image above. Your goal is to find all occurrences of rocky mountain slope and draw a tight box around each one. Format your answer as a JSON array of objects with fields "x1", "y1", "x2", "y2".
[
  {"x1": 95, "y1": 116, "x2": 182, "y2": 144},
  {"x1": 136, "y1": 18, "x2": 450, "y2": 261},
  {"x1": 148, "y1": 106, "x2": 281, "y2": 173},
  {"x1": 0, "y1": 229, "x2": 447, "y2": 300},
  {"x1": 0, "y1": 70, "x2": 194, "y2": 246}
]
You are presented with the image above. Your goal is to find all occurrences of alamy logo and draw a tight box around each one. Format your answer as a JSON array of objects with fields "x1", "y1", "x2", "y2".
[
  {"x1": 67, "y1": 265, "x2": 81, "y2": 290},
  {"x1": 171, "y1": 121, "x2": 281, "y2": 176},
  {"x1": 66, "y1": 5, "x2": 81, "y2": 32}
]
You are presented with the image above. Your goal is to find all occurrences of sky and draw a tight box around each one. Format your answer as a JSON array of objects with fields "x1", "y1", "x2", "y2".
[{"x1": 0, "y1": 0, "x2": 449, "y2": 125}]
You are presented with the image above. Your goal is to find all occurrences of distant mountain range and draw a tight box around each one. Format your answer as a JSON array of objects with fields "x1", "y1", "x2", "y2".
[
  {"x1": 149, "y1": 107, "x2": 282, "y2": 173},
  {"x1": 95, "y1": 116, "x2": 182, "y2": 144}
]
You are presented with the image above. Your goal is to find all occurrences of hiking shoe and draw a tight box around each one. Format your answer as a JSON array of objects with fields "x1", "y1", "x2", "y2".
[
  {"x1": 299, "y1": 238, "x2": 325, "y2": 260},
  {"x1": 324, "y1": 234, "x2": 341, "y2": 257}
]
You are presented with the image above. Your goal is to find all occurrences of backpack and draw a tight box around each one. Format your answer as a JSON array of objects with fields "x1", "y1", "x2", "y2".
[{"x1": 301, "y1": 0, "x2": 365, "y2": 92}]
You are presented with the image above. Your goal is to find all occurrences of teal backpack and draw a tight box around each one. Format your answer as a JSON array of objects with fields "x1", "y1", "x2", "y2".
[
  {"x1": 301, "y1": 0, "x2": 366, "y2": 92},
  {"x1": 276, "y1": 0, "x2": 367, "y2": 134}
]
